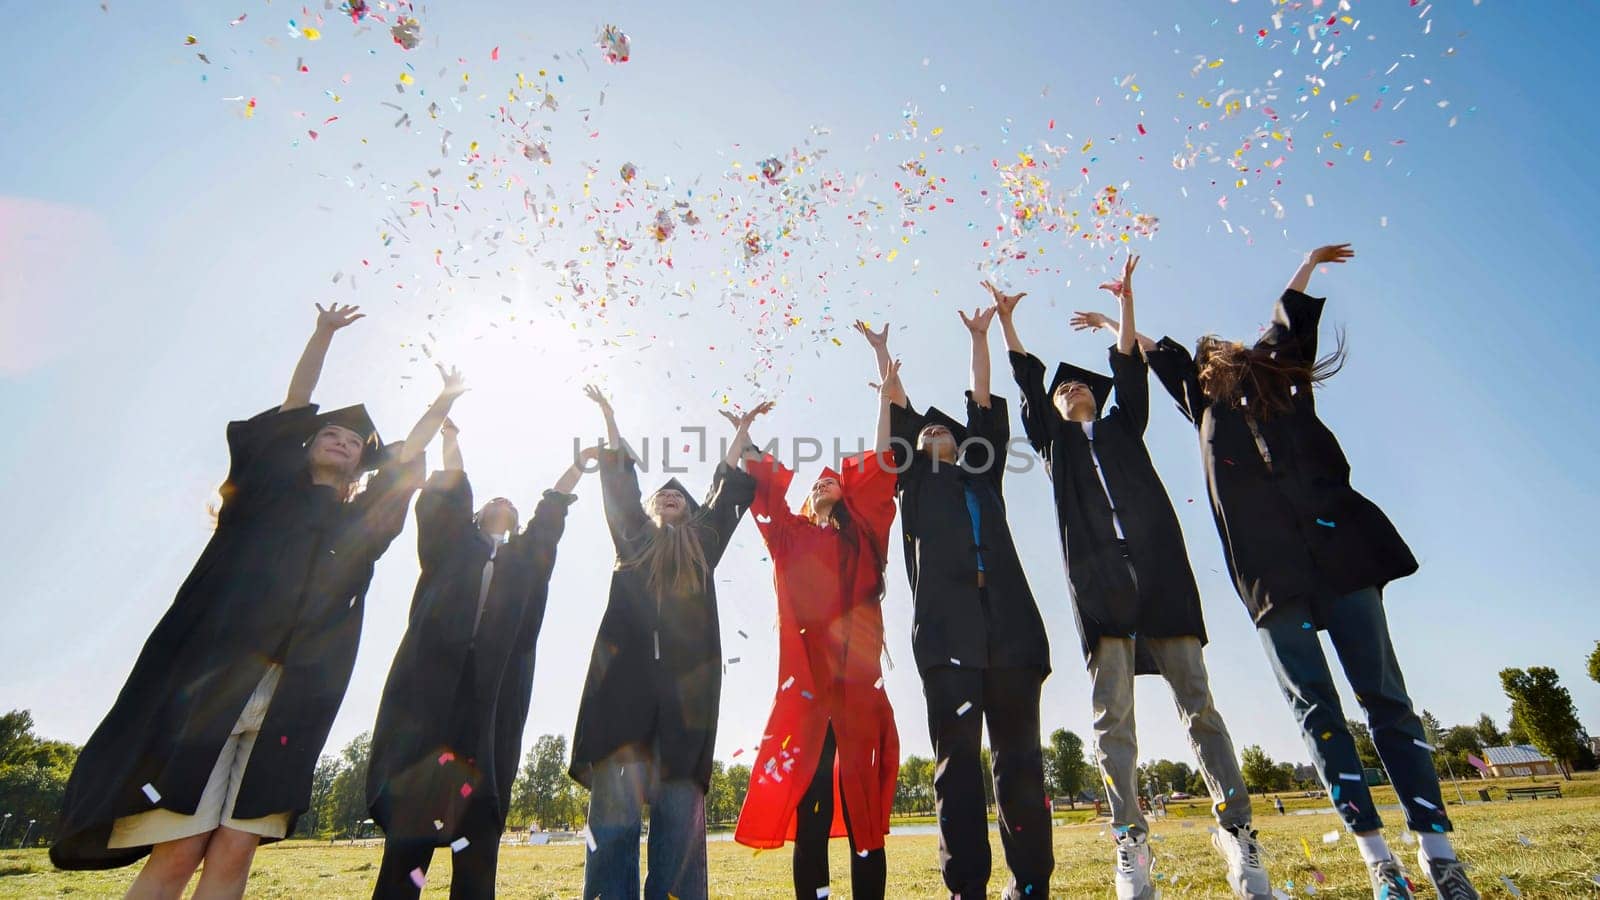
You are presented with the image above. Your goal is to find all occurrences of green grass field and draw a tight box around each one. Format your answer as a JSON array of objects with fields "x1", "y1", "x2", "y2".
[{"x1": 5, "y1": 785, "x2": 1598, "y2": 897}]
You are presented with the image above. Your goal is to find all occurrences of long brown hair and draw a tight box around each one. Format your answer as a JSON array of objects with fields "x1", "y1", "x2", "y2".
[
  {"x1": 1195, "y1": 329, "x2": 1347, "y2": 421},
  {"x1": 620, "y1": 495, "x2": 711, "y2": 599}
]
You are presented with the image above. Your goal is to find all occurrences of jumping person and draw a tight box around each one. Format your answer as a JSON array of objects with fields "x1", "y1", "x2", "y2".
[
  {"x1": 367, "y1": 416, "x2": 598, "y2": 899},
  {"x1": 732, "y1": 364, "x2": 901, "y2": 900},
  {"x1": 569, "y1": 387, "x2": 763, "y2": 900},
  {"x1": 52, "y1": 304, "x2": 459, "y2": 900},
  {"x1": 1000, "y1": 259, "x2": 1269, "y2": 900},
  {"x1": 1142, "y1": 244, "x2": 1478, "y2": 900},
  {"x1": 860, "y1": 313, "x2": 1054, "y2": 900}
]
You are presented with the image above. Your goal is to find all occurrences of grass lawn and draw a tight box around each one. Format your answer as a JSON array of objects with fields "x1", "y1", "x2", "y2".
[{"x1": 4, "y1": 794, "x2": 1597, "y2": 897}]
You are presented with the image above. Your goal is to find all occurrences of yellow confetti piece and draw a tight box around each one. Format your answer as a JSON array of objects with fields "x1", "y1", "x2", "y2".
[
  {"x1": 931, "y1": 126, "x2": 944, "y2": 137},
  {"x1": 1208, "y1": 59, "x2": 1225, "y2": 68},
  {"x1": 301, "y1": 26, "x2": 321, "y2": 40},
  {"x1": 831, "y1": 337, "x2": 842, "y2": 346},
  {"x1": 398, "y1": 72, "x2": 414, "y2": 85},
  {"x1": 887, "y1": 249, "x2": 899, "y2": 262}
]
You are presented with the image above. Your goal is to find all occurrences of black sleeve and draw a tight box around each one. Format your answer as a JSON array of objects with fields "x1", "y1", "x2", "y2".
[
  {"x1": 699, "y1": 462, "x2": 757, "y2": 567},
  {"x1": 887, "y1": 399, "x2": 925, "y2": 473},
  {"x1": 416, "y1": 470, "x2": 474, "y2": 572},
  {"x1": 517, "y1": 489, "x2": 577, "y2": 579},
  {"x1": 351, "y1": 453, "x2": 428, "y2": 564},
  {"x1": 1255, "y1": 288, "x2": 1326, "y2": 364},
  {"x1": 965, "y1": 391, "x2": 1010, "y2": 486},
  {"x1": 220, "y1": 405, "x2": 321, "y2": 513},
  {"x1": 1106, "y1": 345, "x2": 1150, "y2": 436},
  {"x1": 1008, "y1": 351, "x2": 1054, "y2": 457},
  {"x1": 599, "y1": 448, "x2": 650, "y2": 554},
  {"x1": 1145, "y1": 337, "x2": 1208, "y2": 427}
]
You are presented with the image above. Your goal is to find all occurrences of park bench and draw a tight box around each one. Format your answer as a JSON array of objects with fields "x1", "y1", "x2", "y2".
[{"x1": 1504, "y1": 785, "x2": 1562, "y2": 801}]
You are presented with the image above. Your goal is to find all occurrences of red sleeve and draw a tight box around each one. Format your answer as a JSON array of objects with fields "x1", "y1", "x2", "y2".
[
  {"x1": 746, "y1": 453, "x2": 802, "y2": 554},
  {"x1": 838, "y1": 450, "x2": 898, "y2": 560}
]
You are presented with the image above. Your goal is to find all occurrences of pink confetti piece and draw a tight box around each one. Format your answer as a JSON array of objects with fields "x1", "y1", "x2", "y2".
[{"x1": 409, "y1": 868, "x2": 426, "y2": 888}]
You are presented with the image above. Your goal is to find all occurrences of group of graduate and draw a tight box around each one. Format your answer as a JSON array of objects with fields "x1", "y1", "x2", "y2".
[{"x1": 48, "y1": 243, "x2": 1481, "y2": 900}]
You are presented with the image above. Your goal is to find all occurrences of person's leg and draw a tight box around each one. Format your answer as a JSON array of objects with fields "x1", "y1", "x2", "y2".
[
  {"x1": 190, "y1": 826, "x2": 260, "y2": 900},
  {"x1": 123, "y1": 832, "x2": 212, "y2": 900},
  {"x1": 837, "y1": 761, "x2": 886, "y2": 900},
  {"x1": 792, "y1": 725, "x2": 838, "y2": 900},
  {"x1": 922, "y1": 665, "x2": 990, "y2": 897},
  {"x1": 644, "y1": 779, "x2": 708, "y2": 900},
  {"x1": 448, "y1": 799, "x2": 503, "y2": 900},
  {"x1": 1255, "y1": 609, "x2": 1383, "y2": 836},
  {"x1": 1322, "y1": 588, "x2": 1453, "y2": 841},
  {"x1": 1146, "y1": 637, "x2": 1252, "y2": 830},
  {"x1": 1088, "y1": 637, "x2": 1146, "y2": 838},
  {"x1": 372, "y1": 836, "x2": 435, "y2": 899},
  {"x1": 982, "y1": 667, "x2": 1053, "y2": 900},
  {"x1": 583, "y1": 758, "x2": 646, "y2": 900}
]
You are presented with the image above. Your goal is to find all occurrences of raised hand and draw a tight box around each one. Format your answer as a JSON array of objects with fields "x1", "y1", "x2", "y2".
[
  {"x1": 981, "y1": 281, "x2": 1027, "y2": 319},
  {"x1": 583, "y1": 384, "x2": 614, "y2": 415},
  {"x1": 1070, "y1": 311, "x2": 1114, "y2": 333},
  {"x1": 853, "y1": 319, "x2": 890, "y2": 350},
  {"x1": 314, "y1": 302, "x2": 364, "y2": 332},
  {"x1": 1097, "y1": 252, "x2": 1140, "y2": 301},
  {"x1": 719, "y1": 400, "x2": 776, "y2": 432},
  {"x1": 435, "y1": 363, "x2": 468, "y2": 399},
  {"x1": 875, "y1": 358, "x2": 904, "y2": 398},
  {"x1": 1307, "y1": 243, "x2": 1355, "y2": 266},
  {"x1": 959, "y1": 305, "x2": 998, "y2": 335}
]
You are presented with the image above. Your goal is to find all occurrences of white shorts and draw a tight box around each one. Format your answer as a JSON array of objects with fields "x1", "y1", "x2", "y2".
[{"x1": 108, "y1": 665, "x2": 291, "y2": 848}]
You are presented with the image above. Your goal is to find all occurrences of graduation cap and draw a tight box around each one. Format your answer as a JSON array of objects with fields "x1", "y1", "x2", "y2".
[
  {"x1": 308, "y1": 404, "x2": 387, "y2": 470},
  {"x1": 917, "y1": 406, "x2": 970, "y2": 447},
  {"x1": 650, "y1": 478, "x2": 701, "y2": 516},
  {"x1": 1049, "y1": 363, "x2": 1114, "y2": 415}
]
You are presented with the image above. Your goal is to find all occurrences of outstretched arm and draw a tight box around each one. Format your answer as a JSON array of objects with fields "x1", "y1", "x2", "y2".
[
  {"x1": 282, "y1": 303, "x2": 364, "y2": 411},
  {"x1": 718, "y1": 401, "x2": 776, "y2": 468},
  {"x1": 1287, "y1": 243, "x2": 1354, "y2": 294},
  {"x1": 397, "y1": 364, "x2": 468, "y2": 465},
  {"x1": 551, "y1": 445, "x2": 600, "y2": 495},
  {"x1": 986, "y1": 282, "x2": 1029, "y2": 356},
  {"x1": 440, "y1": 418, "x2": 463, "y2": 471},
  {"x1": 959, "y1": 305, "x2": 998, "y2": 408},
  {"x1": 853, "y1": 319, "x2": 893, "y2": 381},
  {"x1": 874, "y1": 359, "x2": 904, "y2": 455},
  {"x1": 1073, "y1": 253, "x2": 1155, "y2": 353},
  {"x1": 583, "y1": 384, "x2": 624, "y2": 455}
]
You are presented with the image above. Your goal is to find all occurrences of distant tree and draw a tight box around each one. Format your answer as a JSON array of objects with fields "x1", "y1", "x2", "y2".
[
  {"x1": 1273, "y1": 762, "x2": 1296, "y2": 792},
  {"x1": 1044, "y1": 730, "x2": 1092, "y2": 807},
  {"x1": 1472, "y1": 714, "x2": 1506, "y2": 749},
  {"x1": 1346, "y1": 720, "x2": 1382, "y2": 770},
  {"x1": 293, "y1": 754, "x2": 342, "y2": 838},
  {"x1": 894, "y1": 755, "x2": 935, "y2": 814},
  {"x1": 1436, "y1": 726, "x2": 1485, "y2": 779},
  {"x1": 510, "y1": 734, "x2": 583, "y2": 830},
  {"x1": 1239, "y1": 745, "x2": 1279, "y2": 794},
  {"x1": 0, "y1": 710, "x2": 78, "y2": 846},
  {"x1": 1507, "y1": 710, "x2": 1531, "y2": 746},
  {"x1": 979, "y1": 747, "x2": 995, "y2": 808},
  {"x1": 705, "y1": 760, "x2": 751, "y2": 827},
  {"x1": 326, "y1": 732, "x2": 372, "y2": 837},
  {"x1": 1500, "y1": 667, "x2": 1585, "y2": 780},
  {"x1": 1419, "y1": 710, "x2": 1444, "y2": 747},
  {"x1": 1142, "y1": 760, "x2": 1194, "y2": 795},
  {"x1": 1588, "y1": 641, "x2": 1600, "y2": 685}
]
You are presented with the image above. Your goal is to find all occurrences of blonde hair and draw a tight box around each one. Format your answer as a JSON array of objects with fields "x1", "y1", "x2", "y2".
[{"x1": 620, "y1": 494, "x2": 711, "y2": 598}]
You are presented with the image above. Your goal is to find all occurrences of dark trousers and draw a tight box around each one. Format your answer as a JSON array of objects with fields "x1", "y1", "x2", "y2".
[
  {"x1": 1256, "y1": 585, "x2": 1451, "y2": 835},
  {"x1": 792, "y1": 724, "x2": 886, "y2": 900},
  {"x1": 922, "y1": 666, "x2": 1053, "y2": 899},
  {"x1": 373, "y1": 801, "x2": 502, "y2": 899}
]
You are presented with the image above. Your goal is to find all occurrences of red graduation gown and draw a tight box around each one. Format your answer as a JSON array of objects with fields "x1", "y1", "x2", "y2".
[{"x1": 733, "y1": 451, "x2": 900, "y2": 851}]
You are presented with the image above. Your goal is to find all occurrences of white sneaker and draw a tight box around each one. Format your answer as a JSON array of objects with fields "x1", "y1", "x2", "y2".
[
  {"x1": 1212, "y1": 825, "x2": 1272, "y2": 899},
  {"x1": 1417, "y1": 849, "x2": 1479, "y2": 900},
  {"x1": 1114, "y1": 830, "x2": 1154, "y2": 900}
]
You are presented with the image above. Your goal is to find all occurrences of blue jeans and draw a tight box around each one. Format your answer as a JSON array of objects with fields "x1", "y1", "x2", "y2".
[
  {"x1": 582, "y1": 756, "x2": 708, "y2": 900},
  {"x1": 1256, "y1": 586, "x2": 1451, "y2": 835}
]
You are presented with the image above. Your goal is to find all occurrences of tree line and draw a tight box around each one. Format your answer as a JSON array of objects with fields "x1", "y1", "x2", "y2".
[{"x1": 3, "y1": 643, "x2": 1597, "y2": 845}]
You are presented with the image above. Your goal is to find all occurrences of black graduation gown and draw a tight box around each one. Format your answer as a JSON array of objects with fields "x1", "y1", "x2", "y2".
[
  {"x1": 889, "y1": 393, "x2": 1050, "y2": 675},
  {"x1": 367, "y1": 471, "x2": 574, "y2": 843},
  {"x1": 1011, "y1": 347, "x2": 1206, "y2": 675},
  {"x1": 568, "y1": 451, "x2": 755, "y2": 794},
  {"x1": 1144, "y1": 289, "x2": 1419, "y2": 624},
  {"x1": 52, "y1": 405, "x2": 423, "y2": 870}
]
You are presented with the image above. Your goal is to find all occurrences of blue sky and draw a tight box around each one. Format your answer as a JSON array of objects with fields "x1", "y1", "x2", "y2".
[{"x1": 2, "y1": 0, "x2": 1597, "y2": 782}]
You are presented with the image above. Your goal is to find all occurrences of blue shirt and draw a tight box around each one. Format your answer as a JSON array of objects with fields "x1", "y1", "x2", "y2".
[{"x1": 964, "y1": 481, "x2": 985, "y2": 572}]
